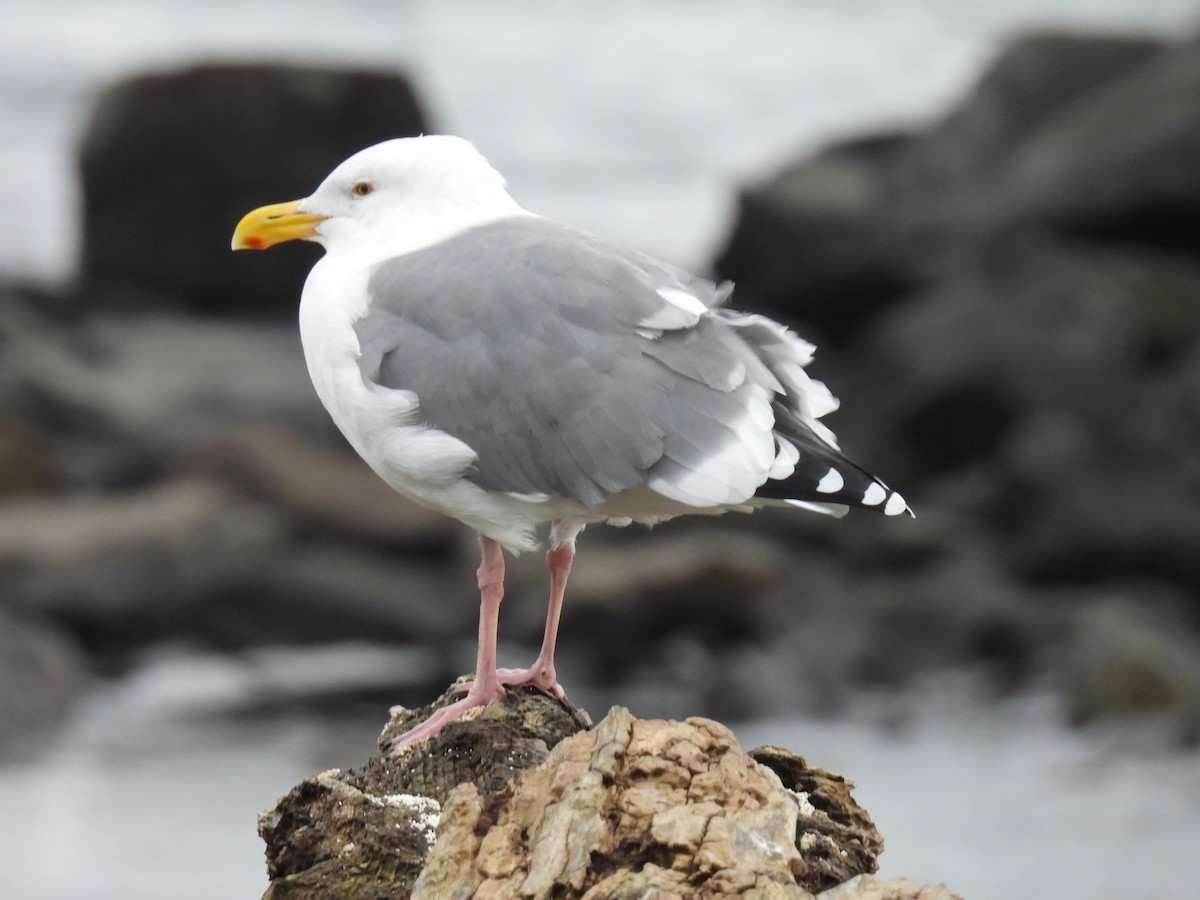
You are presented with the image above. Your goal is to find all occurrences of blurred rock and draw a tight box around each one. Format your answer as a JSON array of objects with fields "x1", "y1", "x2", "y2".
[
  {"x1": 716, "y1": 32, "x2": 1200, "y2": 337},
  {"x1": 0, "y1": 416, "x2": 57, "y2": 497},
  {"x1": 715, "y1": 29, "x2": 1200, "y2": 642},
  {"x1": 879, "y1": 30, "x2": 1171, "y2": 244},
  {"x1": 859, "y1": 241, "x2": 1200, "y2": 587},
  {"x1": 0, "y1": 607, "x2": 85, "y2": 759},
  {"x1": 0, "y1": 481, "x2": 473, "y2": 665},
  {"x1": 724, "y1": 548, "x2": 1059, "y2": 723},
  {"x1": 712, "y1": 132, "x2": 919, "y2": 339},
  {"x1": 977, "y1": 35, "x2": 1200, "y2": 247},
  {"x1": 546, "y1": 528, "x2": 788, "y2": 651},
  {"x1": 212, "y1": 544, "x2": 474, "y2": 648},
  {"x1": 197, "y1": 428, "x2": 459, "y2": 554},
  {"x1": 0, "y1": 477, "x2": 284, "y2": 647},
  {"x1": 0, "y1": 300, "x2": 327, "y2": 487},
  {"x1": 78, "y1": 63, "x2": 429, "y2": 316},
  {"x1": 1064, "y1": 596, "x2": 1200, "y2": 745}
]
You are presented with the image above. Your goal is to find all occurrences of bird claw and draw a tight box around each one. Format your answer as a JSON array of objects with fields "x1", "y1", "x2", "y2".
[
  {"x1": 452, "y1": 667, "x2": 564, "y2": 700},
  {"x1": 387, "y1": 666, "x2": 565, "y2": 757},
  {"x1": 387, "y1": 685, "x2": 504, "y2": 757}
]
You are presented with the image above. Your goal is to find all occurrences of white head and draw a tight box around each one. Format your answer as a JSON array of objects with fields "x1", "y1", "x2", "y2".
[{"x1": 232, "y1": 135, "x2": 527, "y2": 257}]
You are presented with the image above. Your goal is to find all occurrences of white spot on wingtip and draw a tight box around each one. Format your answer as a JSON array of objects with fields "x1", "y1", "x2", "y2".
[
  {"x1": 884, "y1": 491, "x2": 910, "y2": 516},
  {"x1": 861, "y1": 482, "x2": 886, "y2": 506},
  {"x1": 815, "y1": 468, "x2": 844, "y2": 494}
]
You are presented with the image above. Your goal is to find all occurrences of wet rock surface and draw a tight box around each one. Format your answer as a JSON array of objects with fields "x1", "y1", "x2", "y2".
[{"x1": 259, "y1": 687, "x2": 959, "y2": 899}]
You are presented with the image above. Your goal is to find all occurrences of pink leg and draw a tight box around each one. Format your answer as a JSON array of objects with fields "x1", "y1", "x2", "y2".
[
  {"x1": 455, "y1": 521, "x2": 580, "y2": 700},
  {"x1": 388, "y1": 535, "x2": 507, "y2": 754},
  {"x1": 506, "y1": 539, "x2": 573, "y2": 696}
]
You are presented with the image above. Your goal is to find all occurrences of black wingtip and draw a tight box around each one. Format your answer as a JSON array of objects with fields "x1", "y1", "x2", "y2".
[{"x1": 755, "y1": 448, "x2": 912, "y2": 518}]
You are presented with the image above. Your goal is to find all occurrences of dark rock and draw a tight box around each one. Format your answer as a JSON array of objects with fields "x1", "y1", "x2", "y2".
[
  {"x1": 888, "y1": 33, "x2": 1165, "y2": 201},
  {"x1": 715, "y1": 32, "x2": 1200, "y2": 340},
  {"x1": 751, "y1": 745, "x2": 884, "y2": 891},
  {"x1": 721, "y1": 552, "x2": 1048, "y2": 720},
  {"x1": 882, "y1": 32, "x2": 1200, "y2": 257},
  {"x1": 714, "y1": 30, "x2": 1200, "y2": 659},
  {"x1": 858, "y1": 242, "x2": 1200, "y2": 586},
  {"x1": 0, "y1": 491, "x2": 471, "y2": 665},
  {"x1": 78, "y1": 63, "x2": 429, "y2": 316},
  {"x1": 982, "y1": 37, "x2": 1200, "y2": 250},
  {"x1": 714, "y1": 132, "x2": 922, "y2": 341}
]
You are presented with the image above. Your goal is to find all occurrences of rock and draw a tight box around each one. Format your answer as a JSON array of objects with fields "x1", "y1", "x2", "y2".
[
  {"x1": 536, "y1": 528, "x2": 791, "y2": 673},
  {"x1": 1063, "y1": 596, "x2": 1200, "y2": 744},
  {"x1": 887, "y1": 33, "x2": 1165, "y2": 204},
  {"x1": 858, "y1": 241, "x2": 1200, "y2": 587},
  {"x1": 979, "y1": 36, "x2": 1200, "y2": 247},
  {"x1": 0, "y1": 484, "x2": 469, "y2": 659},
  {"x1": 261, "y1": 686, "x2": 591, "y2": 899},
  {"x1": 714, "y1": 31, "x2": 1200, "y2": 339},
  {"x1": 0, "y1": 477, "x2": 284, "y2": 647},
  {"x1": 821, "y1": 875, "x2": 961, "y2": 900},
  {"x1": 197, "y1": 427, "x2": 459, "y2": 553},
  {"x1": 414, "y1": 709, "x2": 845, "y2": 898},
  {"x1": 0, "y1": 607, "x2": 85, "y2": 759},
  {"x1": 713, "y1": 132, "x2": 920, "y2": 340},
  {"x1": 0, "y1": 416, "x2": 57, "y2": 497},
  {"x1": 258, "y1": 688, "x2": 950, "y2": 899},
  {"x1": 751, "y1": 745, "x2": 884, "y2": 889},
  {"x1": 78, "y1": 63, "x2": 429, "y2": 316},
  {"x1": 216, "y1": 543, "x2": 475, "y2": 649},
  {"x1": 713, "y1": 32, "x2": 1200, "y2": 685},
  {"x1": 0, "y1": 302, "x2": 329, "y2": 486}
]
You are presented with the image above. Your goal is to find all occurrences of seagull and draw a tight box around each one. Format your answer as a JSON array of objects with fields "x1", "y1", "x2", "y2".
[{"x1": 231, "y1": 135, "x2": 910, "y2": 752}]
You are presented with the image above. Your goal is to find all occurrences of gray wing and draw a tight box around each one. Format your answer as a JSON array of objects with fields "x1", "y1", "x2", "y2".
[{"x1": 356, "y1": 217, "x2": 764, "y2": 508}]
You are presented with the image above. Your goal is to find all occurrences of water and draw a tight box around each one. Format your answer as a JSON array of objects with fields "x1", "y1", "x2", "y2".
[
  {"x1": 3, "y1": 0, "x2": 1199, "y2": 281},
  {"x1": 3, "y1": 3, "x2": 1200, "y2": 898}
]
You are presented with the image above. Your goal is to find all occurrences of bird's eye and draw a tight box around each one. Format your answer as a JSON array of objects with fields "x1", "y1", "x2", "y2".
[{"x1": 351, "y1": 181, "x2": 374, "y2": 197}]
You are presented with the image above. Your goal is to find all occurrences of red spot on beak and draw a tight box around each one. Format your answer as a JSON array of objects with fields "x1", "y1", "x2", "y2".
[{"x1": 244, "y1": 235, "x2": 265, "y2": 250}]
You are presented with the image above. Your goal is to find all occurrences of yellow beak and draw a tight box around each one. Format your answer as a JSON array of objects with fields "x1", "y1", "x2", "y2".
[{"x1": 231, "y1": 199, "x2": 325, "y2": 251}]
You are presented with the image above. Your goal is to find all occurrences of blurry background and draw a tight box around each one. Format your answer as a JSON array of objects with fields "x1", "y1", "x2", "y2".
[{"x1": 2, "y1": 1, "x2": 1200, "y2": 898}]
